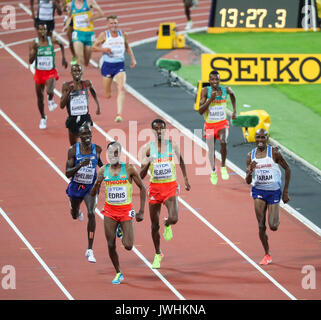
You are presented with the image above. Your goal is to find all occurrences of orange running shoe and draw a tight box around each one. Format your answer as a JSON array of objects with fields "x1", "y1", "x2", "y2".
[{"x1": 259, "y1": 254, "x2": 272, "y2": 265}]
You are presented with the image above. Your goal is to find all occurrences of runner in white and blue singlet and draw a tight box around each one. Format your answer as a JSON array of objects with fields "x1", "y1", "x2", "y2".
[
  {"x1": 92, "y1": 15, "x2": 136, "y2": 123},
  {"x1": 246, "y1": 128, "x2": 291, "y2": 266}
]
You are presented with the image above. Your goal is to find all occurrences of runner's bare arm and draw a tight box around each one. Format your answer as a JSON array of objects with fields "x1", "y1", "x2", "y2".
[
  {"x1": 95, "y1": 145, "x2": 104, "y2": 167},
  {"x1": 226, "y1": 86, "x2": 237, "y2": 119},
  {"x1": 198, "y1": 87, "x2": 212, "y2": 115},
  {"x1": 65, "y1": 145, "x2": 90, "y2": 178},
  {"x1": 91, "y1": 166, "x2": 105, "y2": 196},
  {"x1": 29, "y1": 40, "x2": 38, "y2": 64},
  {"x1": 60, "y1": 82, "x2": 72, "y2": 109},
  {"x1": 92, "y1": 32, "x2": 108, "y2": 53},
  {"x1": 127, "y1": 164, "x2": 146, "y2": 222},
  {"x1": 139, "y1": 144, "x2": 151, "y2": 179},
  {"x1": 54, "y1": 0, "x2": 63, "y2": 15},
  {"x1": 30, "y1": 0, "x2": 35, "y2": 20},
  {"x1": 124, "y1": 32, "x2": 136, "y2": 68},
  {"x1": 86, "y1": 80, "x2": 101, "y2": 115},
  {"x1": 172, "y1": 140, "x2": 191, "y2": 191},
  {"x1": 62, "y1": 4, "x2": 72, "y2": 32},
  {"x1": 89, "y1": 0, "x2": 103, "y2": 21},
  {"x1": 52, "y1": 37, "x2": 68, "y2": 68},
  {"x1": 273, "y1": 148, "x2": 291, "y2": 203},
  {"x1": 245, "y1": 152, "x2": 257, "y2": 185}
]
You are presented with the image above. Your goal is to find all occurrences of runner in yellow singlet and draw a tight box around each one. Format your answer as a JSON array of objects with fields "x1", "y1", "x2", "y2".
[
  {"x1": 140, "y1": 119, "x2": 191, "y2": 269},
  {"x1": 91, "y1": 141, "x2": 146, "y2": 284},
  {"x1": 63, "y1": 0, "x2": 103, "y2": 68},
  {"x1": 199, "y1": 70, "x2": 237, "y2": 185},
  {"x1": 62, "y1": 0, "x2": 76, "y2": 64}
]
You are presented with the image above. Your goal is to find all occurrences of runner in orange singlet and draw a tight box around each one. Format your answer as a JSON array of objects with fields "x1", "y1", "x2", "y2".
[
  {"x1": 91, "y1": 141, "x2": 146, "y2": 284},
  {"x1": 140, "y1": 119, "x2": 191, "y2": 269}
]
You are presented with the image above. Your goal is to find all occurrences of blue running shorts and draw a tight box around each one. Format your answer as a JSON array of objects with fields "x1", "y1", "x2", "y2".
[
  {"x1": 66, "y1": 181, "x2": 96, "y2": 200},
  {"x1": 251, "y1": 187, "x2": 281, "y2": 205},
  {"x1": 101, "y1": 61, "x2": 125, "y2": 78}
]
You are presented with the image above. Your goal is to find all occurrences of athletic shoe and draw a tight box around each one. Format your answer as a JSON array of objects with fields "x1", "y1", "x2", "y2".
[
  {"x1": 152, "y1": 253, "x2": 164, "y2": 269},
  {"x1": 185, "y1": 20, "x2": 193, "y2": 30},
  {"x1": 112, "y1": 272, "x2": 124, "y2": 284},
  {"x1": 85, "y1": 249, "x2": 96, "y2": 263},
  {"x1": 39, "y1": 116, "x2": 47, "y2": 130},
  {"x1": 48, "y1": 99, "x2": 57, "y2": 112},
  {"x1": 192, "y1": 0, "x2": 198, "y2": 8},
  {"x1": 210, "y1": 172, "x2": 218, "y2": 185},
  {"x1": 259, "y1": 254, "x2": 272, "y2": 265},
  {"x1": 221, "y1": 167, "x2": 229, "y2": 180},
  {"x1": 163, "y1": 219, "x2": 173, "y2": 241},
  {"x1": 116, "y1": 223, "x2": 123, "y2": 238},
  {"x1": 114, "y1": 115, "x2": 123, "y2": 123},
  {"x1": 77, "y1": 211, "x2": 84, "y2": 222},
  {"x1": 70, "y1": 56, "x2": 77, "y2": 65}
]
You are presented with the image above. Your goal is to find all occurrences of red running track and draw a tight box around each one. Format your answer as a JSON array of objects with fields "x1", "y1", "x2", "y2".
[{"x1": 0, "y1": 0, "x2": 320, "y2": 301}]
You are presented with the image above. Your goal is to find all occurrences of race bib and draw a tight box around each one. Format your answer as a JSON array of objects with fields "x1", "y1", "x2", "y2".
[
  {"x1": 73, "y1": 166, "x2": 95, "y2": 184},
  {"x1": 128, "y1": 209, "x2": 135, "y2": 218},
  {"x1": 153, "y1": 162, "x2": 172, "y2": 180},
  {"x1": 107, "y1": 186, "x2": 127, "y2": 204},
  {"x1": 70, "y1": 95, "x2": 88, "y2": 116},
  {"x1": 255, "y1": 170, "x2": 274, "y2": 185},
  {"x1": 74, "y1": 14, "x2": 89, "y2": 29},
  {"x1": 208, "y1": 105, "x2": 225, "y2": 121},
  {"x1": 37, "y1": 56, "x2": 53, "y2": 70},
  {"x1": 39, "y1": 2, "x2": 54, "y2": 21}
]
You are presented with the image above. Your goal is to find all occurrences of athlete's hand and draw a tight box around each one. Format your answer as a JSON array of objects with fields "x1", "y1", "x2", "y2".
[
  {"x1": 62, "y1": 58, "x2": 68, "y2": 69},
  {"x1": 249, "y1": 160, "x2": 257, "y2": 173},
  {"x1": 80, "y1": 158, "x2": 90, "y2": 167},
  {"x1": 130, "y1": 60, "x2": 136, "y2": 68},
  {"x1": 232, "y1": 110, "x2": 237, "y2": 120},
  {"x1": 103, "y1": 47, "x2": 111, "y2": 55},
  {"x1": 96, "y1": 106, "x2": 101, "y2": 115},
  {"x1": 184, "y1": 177, "x2": 191, "y2": 191},
  {"x1": 135, "y1": 210, "x2": 144, "y2": 222},
  {"x1": 282, "y1": 190, "x2": 290, "y2": 203},
  {"x1": 67, "y1": 84, "x2": 74, "y2": 95}
]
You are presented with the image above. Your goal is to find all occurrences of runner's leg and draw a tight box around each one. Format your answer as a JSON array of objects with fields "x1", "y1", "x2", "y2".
[
  {"x1": 104, "y1": 216, "x2": 121, "y2": 273},
  {"x1": 149, "y1": 203, "x2": 162, "y2": 254}
]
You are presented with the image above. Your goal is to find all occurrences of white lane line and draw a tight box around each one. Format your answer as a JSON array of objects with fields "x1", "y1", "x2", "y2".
[
  {"x1": 0, "y1": 109, "x2": 185, "y2": 300},
  {"x1": 0, "y1": 36, "x2": 299, "y2": 300},
  {"x1": 0, "y1": 40, "x2": 29, "y2": 69},
  {"x1": 0, "y1": 206, "x2": 74, "y2": 300}
]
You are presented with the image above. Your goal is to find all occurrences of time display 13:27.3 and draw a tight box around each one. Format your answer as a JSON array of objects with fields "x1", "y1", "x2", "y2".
[{"x1": 218, "y1": 8, "x2": 287, "y2": 28}]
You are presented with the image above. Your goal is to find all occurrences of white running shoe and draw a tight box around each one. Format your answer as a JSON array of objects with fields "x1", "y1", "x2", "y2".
[
  {"x1": 185, "y1": 20, "x2": 193, "y2": 30},
  {"x1": 48, "y1": 100, "x2": 57, "y2": 112},
  {"x1": 77, "y1": 211, "x2": 84, "y2": 222},
  {"x1": 39, "y1": 116, "x2": 47, "y2": 129},
  {"x1": 85, "y1": 249, "x2": 96, "y2": 263},
  {"x1": 48, "y1": 96, "x2": 57, "y2": 112},
  {"x1": 192, "y1": 0, "x2": 198, "y2": 8}
]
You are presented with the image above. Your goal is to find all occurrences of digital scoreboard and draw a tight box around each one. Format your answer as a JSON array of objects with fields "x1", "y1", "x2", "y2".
[{"x1": 208, "y1": 0, "x2": 317, "y2": 31}]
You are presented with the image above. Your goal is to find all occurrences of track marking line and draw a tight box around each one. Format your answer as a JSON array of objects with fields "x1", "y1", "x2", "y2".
[
  {"x1": 0, "y1": 206, "x2": 74, "y2": 300},
  {"x1": 0, "y1": 38, "x2": 302, "y2": 300}
]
